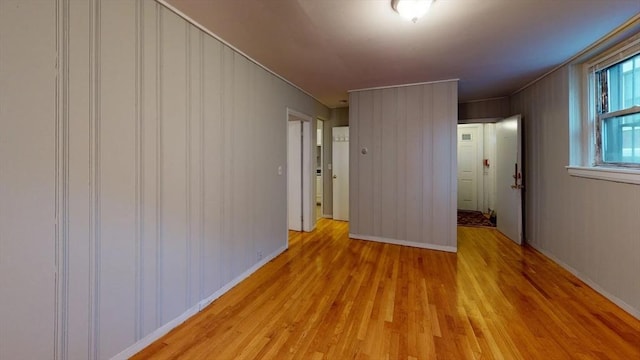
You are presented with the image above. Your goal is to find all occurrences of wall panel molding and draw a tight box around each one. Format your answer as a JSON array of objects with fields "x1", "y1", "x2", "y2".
[
  {"x1": 155, "y1": 4, "x2": 164, "y2": 328},
  {"x1": 88, "y1": 1, "x2": 102, "y2": 359},
  {"x1": 55, "y1": 0, "x2": 70, "y2": 358},
  {"x1": 135, "y1": 0, "x2": 145, "y2": 342},
  {"x1": 185, "y1": 19, "x2": 193, "y2": 311}
]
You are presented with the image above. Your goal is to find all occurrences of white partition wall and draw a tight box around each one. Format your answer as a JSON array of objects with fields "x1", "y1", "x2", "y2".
[
  {"x1": 348, "y1": 81, "x2": 458, "y2": 252},
  {"x1": 0, "y1": 0, "x2": 329, "y2": 358}
]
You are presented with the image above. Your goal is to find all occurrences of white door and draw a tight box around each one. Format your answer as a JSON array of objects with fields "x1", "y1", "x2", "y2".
[
  {"x1": 332, "y1": 126, "x2": 349, "y2": 221},
  {"x1": 495, "y1": 115, "x2": 523, "y2": 244},
  {"x1": 457, "y1": 124, "x2": 482, "y2": 211},
  {"x1": 288, "y1": 121, "x2": 302, "y2": 231}
]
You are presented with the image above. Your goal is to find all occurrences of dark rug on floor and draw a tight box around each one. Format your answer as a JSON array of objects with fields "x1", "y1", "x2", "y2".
[{"x1": 457, "y1": 210, "x2": 495, "y2": 227}]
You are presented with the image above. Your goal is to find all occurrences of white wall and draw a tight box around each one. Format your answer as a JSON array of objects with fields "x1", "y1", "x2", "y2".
[
  {"x1": 349, "y1": 81, "x2": 458, "y2": 252},
  {"x1": 511, "y1": 65, "x2": 640, "y2": 318},
  {"x1": 0, "y1": 0, "x2": 329, "y2": 359}
]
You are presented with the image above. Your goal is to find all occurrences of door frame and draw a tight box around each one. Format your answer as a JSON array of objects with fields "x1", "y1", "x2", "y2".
[{"x1": 286, "y1": 108, "x2": 315, "y2": 237}]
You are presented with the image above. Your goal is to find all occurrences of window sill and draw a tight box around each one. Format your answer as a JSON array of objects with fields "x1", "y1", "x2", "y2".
[{"x1": 566, "y1": 166, "x2": 640, "y2": 185}]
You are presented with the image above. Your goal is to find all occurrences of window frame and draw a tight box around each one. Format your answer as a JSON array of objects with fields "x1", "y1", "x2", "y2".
[
  {"x1": 567, "y1": 33, "x2": 640, "y2": 185},
  {"x1": 591, "y1": 50, "x2": 640, "y2": 168}
]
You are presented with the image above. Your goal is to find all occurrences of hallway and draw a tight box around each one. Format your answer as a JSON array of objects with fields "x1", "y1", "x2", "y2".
[{"x1": 133, "y1": 219, "x2": 640, "y2": 359}]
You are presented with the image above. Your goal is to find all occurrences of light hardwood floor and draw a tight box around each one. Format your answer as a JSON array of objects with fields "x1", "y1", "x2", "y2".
[{"x1": 133, "y1": 219, "x2": 640, "y2": 359}]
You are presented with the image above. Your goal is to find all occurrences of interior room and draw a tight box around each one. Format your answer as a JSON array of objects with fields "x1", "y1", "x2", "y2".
[{"x1": 1, "y1": 1, "x2": 639, "y2": 359}]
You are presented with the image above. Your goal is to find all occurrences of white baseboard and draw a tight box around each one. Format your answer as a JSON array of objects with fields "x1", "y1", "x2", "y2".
[
  {"x1": 111, "y1": 245, "x2": 287, "y2": 360},
  {"x1": 529, "y1": 243, "x2": 640, "y2": 320},
  {"x1": 349, "y1": 233, "x2": 457, "y2": 253},
  {"x1": 198, "y1": 245, "x2": 286, "y2": 310},
  {"x1": 111, "y1": 306, "x2": 198, "y2": 360}
]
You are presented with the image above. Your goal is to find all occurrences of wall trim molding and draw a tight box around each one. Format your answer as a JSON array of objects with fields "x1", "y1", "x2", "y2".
[
  {"x1": 528, "y1": 243, "x2": 640, "y2": 320},
  {"x1": 349, "y1": 233, "x2": 457, "y2": 253},
  {"x1": 198, "y1": 245, "x2": 287, "y2": 310},
  {"x1": 110, "y1": 244, "x2": 287, "y2": 359},
  {"x1": 348, "y1": 78, "x2": 459, "y2": 93},
  {"x1": 512, "y1": 15, "x2": 640, "y2": 97},
  {"x1": 154, "y1": 0, "x2": 327, "y2": 108}
]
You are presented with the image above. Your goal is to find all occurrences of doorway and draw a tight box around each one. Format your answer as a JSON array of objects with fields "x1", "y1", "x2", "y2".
[
  {"x1": 332, "y1": 126, "x2": 349, "y2": 221},
  {"x1": 457, "y1": 123, "x2": 496, "y2": 213},
  {"x1": 457, "y1": 124, "x2": 484, "y2": 211},
  {"x1": 287, "y1": 109, "x2": 315, "y2": 233},
  {"x1": 316, "y1": 119, "x2": 324, "y2": 220}
]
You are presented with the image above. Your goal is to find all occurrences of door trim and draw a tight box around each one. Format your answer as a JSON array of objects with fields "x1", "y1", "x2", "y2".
[{"x1": 286, "y1": 108, "x2": 315, "y2": 242}]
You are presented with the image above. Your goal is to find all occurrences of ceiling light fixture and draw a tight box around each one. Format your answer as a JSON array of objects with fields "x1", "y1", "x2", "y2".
[{"x1": 391, "y1": 0, "x2": 434, "y2": 23}]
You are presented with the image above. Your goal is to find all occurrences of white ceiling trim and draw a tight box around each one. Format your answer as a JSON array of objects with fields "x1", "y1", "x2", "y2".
[
  {"x1": 155, "y1": 0, "x2": 329, "y2": 108},
  {"x1": 512, "y1": 14, "x2": 640, "y2": 97},
  {"x1": 348, "y1": 78, "x2": 459, "y2": 93},
  {"x1": 459, "y1": 96, "x2": 509, "y2": 105}
]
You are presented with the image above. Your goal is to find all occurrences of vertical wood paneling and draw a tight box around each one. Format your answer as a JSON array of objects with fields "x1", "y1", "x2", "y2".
[
  {"x1": 98, "y1": 0, "x2": 138, "y2": 357},
  {"x1": 431, "y1": 83, "x2": 453, "y2": 246},
  {"x1": 0, "y1": 0, "x2": 331, "y2": 358},
  {"x1": 251, "y1": 67, "x2": 272, "y2": 257},
  {"x1": 221, "y1": 46, "x2": 235, "y2": 285},
  {"x1": 233, "y1": 55, "x2": 253, "y2": 272},
  {"x1": 0, "y1": 1, "x2": 57, "y2": 359},
  {"x1": 187, "y1": 26, "x2": 202, "y2": 309},
  {"x1": 141, "y1": 0, "x2": 159, "y2": 337},
  {"x1": 202, "y1": 35, "x2": 224, "y2": 297},
  {"x1": 512, "y1": 63, "x2": 640, "y2": 316},
  {"x1": 357, "y1": 91, "x2": 374, "y2": 234},
  {"x1": 422, "y1": 85, "x2": 434, "y2": 244},
  {"x1": 380, "y1": 89, "x2": 398, "y2": 238},
  {"x1": 159, "y1": 8, "x2": 188, "y2": 324},
  {"x1": 395, "y1": 88, "x2": 407, "y2": 241},
  {"x1": 67, "y1": 0, "x2": 92, "y2": 357},
  {"x1": 371, "y1": 91, "x2": 383, "y2": 235},
  {"x1": 348, "y1": 93, "x2": 359, "y2": 234},
  {"x1": 447, "y1": 82, "x2": 458, "y2": 246},
  {"x1": 350, "y1": 81, "x2": 457, "y2": 250},
  {"x1": 405, "y1": 86, "x2": 422, "y2": 243}
]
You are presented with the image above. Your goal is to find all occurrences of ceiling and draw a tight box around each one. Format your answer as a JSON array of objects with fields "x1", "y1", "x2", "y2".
[{"x1": 164, "y1": 0, "x2": 640, "y2": 108}]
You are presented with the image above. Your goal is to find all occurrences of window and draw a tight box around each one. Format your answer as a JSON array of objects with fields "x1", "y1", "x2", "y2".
[
  {"x1": 567, "y1": 34, "x2": 640, "y2": 184},
  {"x1": 594, "y1": 51, "x2": 640, "y2": 166}
]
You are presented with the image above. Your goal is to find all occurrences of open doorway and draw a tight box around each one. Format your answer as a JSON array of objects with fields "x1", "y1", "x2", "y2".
[
  {"x1": 287, "y1": 109, "x2": 315, "y2": 233},
  {"x1": 457, "y1": 122, "x2": 496, "y2": 227},
  {"x1": 332, "y1": 126, "x2": 349, "y2": 221},
  {"x1": 316, "y1": 119, "x2": 323, "y2": 220}
]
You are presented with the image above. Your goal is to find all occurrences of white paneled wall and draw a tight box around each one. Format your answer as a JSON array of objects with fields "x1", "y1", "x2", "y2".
[
  {"x1": 511, "y1": 66, "x2": 640, "y2": 318},
  {"x1": 0, "y1": 1, "x2": 57, "y2": 359},
  {"x1": 349, "y1": 81, "x2": 458, "y2": 251},
  {"x1": 0, "y1": 0, "x2": 329, "y2": 359}
]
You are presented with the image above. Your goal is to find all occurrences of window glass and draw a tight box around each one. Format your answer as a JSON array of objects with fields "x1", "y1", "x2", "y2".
[{"x1": 596, "y1": 52, "x2": 640, "y2": 165}]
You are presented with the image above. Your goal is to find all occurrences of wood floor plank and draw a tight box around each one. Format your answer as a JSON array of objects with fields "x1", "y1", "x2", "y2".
[{"x1": 132, "y1": 220, "x2": 640, "y2": 359}]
